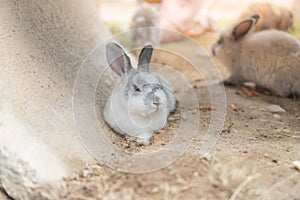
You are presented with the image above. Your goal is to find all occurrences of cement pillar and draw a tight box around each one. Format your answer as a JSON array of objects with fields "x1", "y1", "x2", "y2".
[{"x1": 0, "y1": 0, "x2": 111, "y2": 199}]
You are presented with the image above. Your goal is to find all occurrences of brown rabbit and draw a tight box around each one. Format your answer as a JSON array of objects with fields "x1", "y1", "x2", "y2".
[
  {"x1": 212, "y1": 14, "x2": 300, "y2": 97},
  {"x1": 240, "y1": 3, "x2": 293, "y2": 32}
]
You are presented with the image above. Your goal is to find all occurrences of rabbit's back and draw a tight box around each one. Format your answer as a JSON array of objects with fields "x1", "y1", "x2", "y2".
[
  {"x1": 240, "y1": 30, "x2": 300, "y2": 96},
  {"x1": 244, "y1": 30, "x2": 300, "y2": 55},
  {"x1": 240, "y1": 30, "x2": 300, "y2": 72}
]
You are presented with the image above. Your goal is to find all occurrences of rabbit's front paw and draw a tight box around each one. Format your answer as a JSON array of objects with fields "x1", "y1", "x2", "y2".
[
  {"x1": 136, "y1": 133, "x2": 152, "y2": 145},
  {"x1": 292, "y1": 80, "x2": 300, "y2": 98},
  {"x1": 222, "y1": 76, "x2": 240, "y2": 86}
]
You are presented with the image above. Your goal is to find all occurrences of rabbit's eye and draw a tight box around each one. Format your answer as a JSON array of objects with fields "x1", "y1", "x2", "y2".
[
  {"x1": 133, "y1": 84, "x2": 141, "y2": 92},
  {"x1": 217, "y1": 37, "x2": 223, "y2": 44}
]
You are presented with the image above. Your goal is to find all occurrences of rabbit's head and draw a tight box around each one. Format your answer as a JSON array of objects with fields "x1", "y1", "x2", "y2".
[
  {"x1": 212, "y1": 14, "x2": 260, "y2": 67},
  {"x1": 130, "y1": 3, "x2": 159, "y2": 28},
  {"x1": 106, "y1": 43, "x2": 169, "y2": 116}
]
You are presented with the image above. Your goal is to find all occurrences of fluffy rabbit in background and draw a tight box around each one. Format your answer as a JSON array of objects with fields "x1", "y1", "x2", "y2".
[
  {"x1": 129, "y1": 3, "x2": 162, "y2": 48},
  {"x1": 240, "y1": 3, "x2": 293, "y2": 32},
  {"x1": 212, "y1": 14, "x2": 300, "y2": 97},
  {"x1": 104, "y1": 42, "x2": 175, "y2": 144}
]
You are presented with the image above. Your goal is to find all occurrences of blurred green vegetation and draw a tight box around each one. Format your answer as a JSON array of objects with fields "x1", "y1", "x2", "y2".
[
  {"x1": 104, "y1": 22, "x2": 125, "y2": 35},
  {"x1": 104, "y1": 22, "x2": 132, "y2": 48},
  {"x1": 291, "y1": 17, "x2": 300, "y2": 40}
]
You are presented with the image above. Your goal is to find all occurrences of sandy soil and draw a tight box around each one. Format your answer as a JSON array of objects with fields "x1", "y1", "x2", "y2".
[
  {"x1": 60, "y1": 38, "x2": 300, "y2": 199},
  {"x1": 57, "y1": 30, "x2": 299, "y2": 200},
  {"x1": 59, "y1": 1, "x2": 300, "y2": 198}
]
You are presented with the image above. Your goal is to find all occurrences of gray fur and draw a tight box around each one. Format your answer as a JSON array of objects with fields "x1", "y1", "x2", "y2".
[
  {"x1": 138, "y1": 44, "x2": 153, "y2": 72},
  {"x1": 104, "y1": 42, "x2": 175, "y2": 144},
  {"x1": 129, "y1": 3, "x2": 162, "y2": 48},
  {"x1": 212, "y1": 14, "x2": 300, "y2": 97}
]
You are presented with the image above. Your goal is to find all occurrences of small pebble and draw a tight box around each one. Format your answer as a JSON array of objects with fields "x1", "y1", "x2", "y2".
[
  {"x1": 292, "y1": 161, "x2": 300, "y2": 171},
  {"x1": 265, "y1": 104, "x2": 286, "y2": 113},
  {"x1": 152, "y1": 187, "x2": 159, "y2": 193},
  {"x1": 182, "y1": 113, "x2": 188, "y2": 120},
  {"x1": 273, "y1": 114, "x2": 282, "y2": 120},
  {"x1": 243, "y1": 82, "x2": 256, "y2": 88},
  {"x1": 264, "y1": 153, "x2": 269, "y2": 157},
  {"x1": 282, "y1": 129, "x2": 292, "y2": 134},
  {"x1": 231, "y1": 128, "x2": 238, "y2": 134},
  {"x1": 81, "y1": 170, "x2": 89, "y2": 178}
]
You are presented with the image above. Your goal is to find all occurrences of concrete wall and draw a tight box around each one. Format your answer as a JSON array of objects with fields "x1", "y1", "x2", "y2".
[{"x1": 0, "y1": 0, "x2": 112, "y2": 199}]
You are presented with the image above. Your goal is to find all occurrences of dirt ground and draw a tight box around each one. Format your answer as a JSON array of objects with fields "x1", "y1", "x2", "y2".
[
  {"x1": 1, "y1": 1, "x2": 300, "y2": 200},
  {"x1": 58, "y1": 2, "x2": 300, "y2": 199},
  {"x1": 63, "y1": 1, "x2": 300, "y2": 199},
  {"x1": 62, "y1": 40, "x2": 300, "y2": 200}
]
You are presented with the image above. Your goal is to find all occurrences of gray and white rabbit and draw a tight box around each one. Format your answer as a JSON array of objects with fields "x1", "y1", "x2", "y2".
[
  {"x1": 129, "y1": 3, "x2": 162, "y2": 48},
  {"x1": 103, "y1": 42, "x2": 175, "y2": 144},
  {"x1": 212, "y1": 14, "x2": 300, "y2": 97}
]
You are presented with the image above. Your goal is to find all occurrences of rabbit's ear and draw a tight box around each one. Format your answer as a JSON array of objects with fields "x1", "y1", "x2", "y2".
[
  {"x1": 249, "y1": 13, "x2": 261, "y2": 24},
  {"x1": 106, "y1": 42, "x2": 132, "y2": 77},
  {"x1": 138, "y1": 44, "x2": 153, "y2": 72},
  {"x1": 232, "y1": 18, "x2": 256, "y2": 41}
]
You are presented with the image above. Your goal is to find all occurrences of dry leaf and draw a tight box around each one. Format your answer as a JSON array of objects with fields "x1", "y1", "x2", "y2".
[
  {"x1": 241, "y1": 86, "x2": 252, "y2": 96},
  {"x1": 241, "y1": 86, "x2": 260, "y2": 96},
  {"x1": 190, "y1": 106, "x2": 216, "y2": 111},
  {"x1": 230, "y1": 104, "x2": 238, "y2": 111},
  {"x1": 292, "y1": 161, "x2": 300, "y2": 171},
  {"x1": 250, "y1": 90, "x2": 260, "y2": 96},
  {"x1": 193, "y1": 77, "x2": 206, "y2": 82}
]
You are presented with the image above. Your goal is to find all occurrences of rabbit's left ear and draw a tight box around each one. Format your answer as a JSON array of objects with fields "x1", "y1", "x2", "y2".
[
  {"x1": 106, "y1": 42, "x2": 132, "y2": 77},
  {"x1": 138, "y1": 45, "x2": 153, "y2": 72}
]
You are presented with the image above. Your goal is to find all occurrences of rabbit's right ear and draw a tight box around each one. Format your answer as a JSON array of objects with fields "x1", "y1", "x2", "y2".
[
  {"x1": 106, "y1": 42, "x2": 132, "y2": 77},
  {"x1": 138, "y1": 44, "x2": 153, "y2": 72},
  {"x1": 232, "y1": 18, "x2": 257, "y2": 41}
]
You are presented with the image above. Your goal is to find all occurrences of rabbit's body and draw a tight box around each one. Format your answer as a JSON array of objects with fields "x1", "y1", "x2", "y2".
[
  {"x1": 104, "y1": 43, "x2": 175, "y2": 144},
  {"x1": 212, "y1": 14, "x2": 300, "y2": 97}
]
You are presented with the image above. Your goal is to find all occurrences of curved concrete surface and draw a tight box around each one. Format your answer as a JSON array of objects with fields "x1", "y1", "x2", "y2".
[{"x1": 0, "y1": 0, "x2": 111, "y2": 198}]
